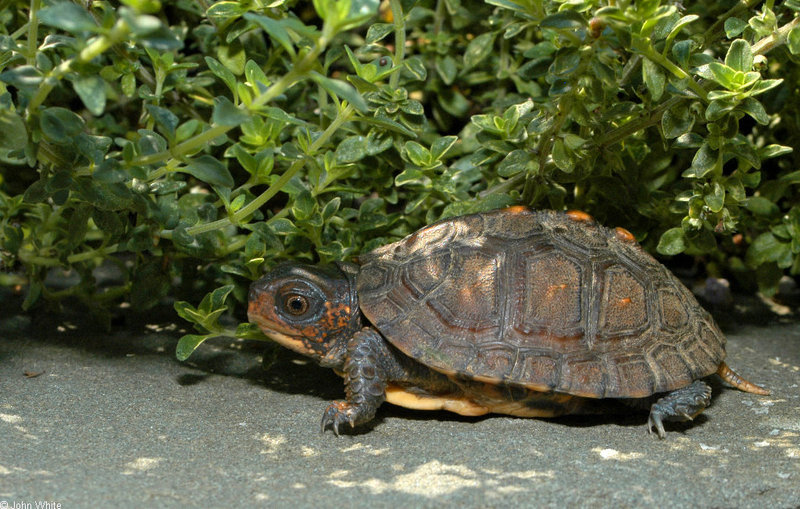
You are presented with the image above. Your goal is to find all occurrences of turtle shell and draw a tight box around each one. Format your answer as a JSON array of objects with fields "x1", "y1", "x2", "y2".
[{"x1": 356, "y1": 207, "x2": 725, "y2": 399}]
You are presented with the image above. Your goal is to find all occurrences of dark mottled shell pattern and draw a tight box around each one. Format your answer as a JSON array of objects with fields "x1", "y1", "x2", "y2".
[{"x1": 356, "y1": 207, "x2": 725, "y2": 399}]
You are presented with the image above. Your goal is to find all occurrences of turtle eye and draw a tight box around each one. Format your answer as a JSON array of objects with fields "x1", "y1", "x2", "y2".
[{"x1": 284, "y1": 294, "x2": 309, "y2": 316}]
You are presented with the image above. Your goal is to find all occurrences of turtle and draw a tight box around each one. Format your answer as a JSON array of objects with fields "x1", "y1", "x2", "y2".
[{"x1": 247, "y1": 206, "x2": 770, "y2": 438}]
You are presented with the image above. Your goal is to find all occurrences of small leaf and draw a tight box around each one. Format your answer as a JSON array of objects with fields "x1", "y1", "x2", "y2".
[
  {"x1": 540, "y1": 10, "x2": 586, "y2": 30},
  {"x1": 463, "y1": 32, "x2": 496, "y2": 71},
  {"x1": 366, "y1": 23, "x2": 394, "y2": 43},
  {"x1": 435, "y1": 55, "x2": 458, "y2": 85},
  {"x1": 404, "y1": 141, "x2": 432, "y2": 167},
  {"x1": 0, "y1": 109, "x2": 28, "y2": 150},
  {"x1": 683, "y1": 143, "x2": 718, "y2": 178},
  {"x1": 335, "y1": 135, "x2": 368, "y2": 163},
  {"x1": 40, "y1": 107, "x2": 85, "y2": 142},
  {"x1": 740, "y1": 97, "x2": 769, "y2": 125},
  {"x1": 292, "y1": 190, "x2": 316, "y2": 221},
  {"x1": 39, "y1": 3, "x2": 98, "y2": 33},
  {"x1": 704, "y1": 182, "x2": 725, "y2": 212},
  {"x1": 309, "y1": 72, "x2": 368, "y2": 113},
  {"x1": 212, "y1": 96, "x2": 249, "y2": 126},
  {"x1": 744, "y1": 196, "x2": 778, "y2": 216},
  {"x1": 404, "y1": 57, "x2": 427, "y2": 81},
  {"x1": 175, "y1": 334, "x2": 211, "y2": 361},
  {"x1": 145, "y1": 104, "x2": 179, "y2": 137},
  {"x1": 642, "y1": 58, "x2": 666, "y2": 101},
  {"x1": 73, "y1": 76, "x2": 106, "y2": 116},
  {"x1": 431, "y1": 136, "x2": 458, "y2": 161},
  {"x1": 243, "y1": 13, "x2": 296, "y2": 57},
  {"x1": 184, "y1": 155, "x2": 234, "y2": 188},
  {"x1": 552, "y1": 138, "x2": 574, "y2": 173},
  {"x1": 657, "y1": 227, "x2": 686, "y2": 255},
  {"x1": 724, "y1": 17, "x2": 748, "y2": 38},
  {"x1": 789, "y1": 27, "x2": 800, "y2": 55},
  {"x1": 205, "y1": 56, "x2": 237, "y2": 97},
  {"x1": 725, "y1": 39, "x2": 753, "y2": 72},
  {"x1": 497, "y1": 149, "x2": 531, "y2": 177}
]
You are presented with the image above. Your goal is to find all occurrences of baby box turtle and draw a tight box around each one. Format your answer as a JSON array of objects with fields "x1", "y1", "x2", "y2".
[{"x1": 248, "y1": 207, "x2": 769, "y2": 437}]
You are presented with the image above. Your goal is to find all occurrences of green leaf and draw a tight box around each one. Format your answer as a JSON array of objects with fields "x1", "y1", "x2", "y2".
[
  {"x1": 40, "y1": 107, "x2": 85, "y2": 142},
  {"x1": 72, "y1": 76, "x2": 106, "y2": 116},
  {"x1": 212, "y1": 96, "x2": 249, "y2": 126},
  {"x1": 739, "y1": 97, "x2": 769, "y2": 125},
  {"x1": 243, "y1": 13, "x2": 296, "y2": 57},
  {"x1": 404, "y1": 141, "x2": 432, "y2": 167},
  {"x1": 175, "y1": 334, "x2": 211, "y2": 361},
  {"x1": 119, "y1": 7, "x2": 183, "y2": 50},
  {"x1": 145, "y1": 104, "x2": 179, "y2": 137},
  {"x1": 205, "y1": 56, "x2": 237, "y2": 98},
  {"x1": 725, "y1": 39, "x2": 753, "y2": 72},
  {"x1": 292, "y1": 190, "x2": 316, "y2": 221},
  {"x1": 366, "y1": 23, "x2": 394, "y2": 43},
  {"x1": 744, "y1": 196, "x2": 779, "y2": 216},
  {"x1": 760, "y1": 144, "x2": 793, "y2": 160},
  {"x1": 540, "y1": 11, "x2": 586, "y2": 30},
  {"x1": 724, "y1": 17, "x2": 747, "y2": 38},
  {"x1": 200, "y1": 284, "x2": 235, "y2": 314},
  {"x1": 38, "y1": 3, "x2": 98, "y2": 33},
  {"x1": 746, "y1": 232, "x2": 787, "y2": 266},
  {"x1": 661, "y1": 106, "x2": 693, "y2": 139},
  {"x1": 335, "y1": 135, "x2": 368, "y2": 163},
  {"x1": 463, "y1": 32, "x2": 496, "y2": 71},
  {"x1": 183, "y1": 155, "x2": 234, "y2": 188},
  {"x1": 435, "y1": 55, "x2": 458, "y2": 85},
  {"x1": 683, "y1": 143, "x2": 718, "y2": 178},
  {"x1": 431, "y1": 136, "x2": 458, "y2": 161},
  {"x1": 309, "y1": 72, "x2": 368, "y2": 113},
  {"x1": 497, "y1": 149, "x2": 531, "y2": 177},
  {"x1": 789, "y1": 27, "x2": 800, "y2": 55},
  {"x1": 642, "y1": 58, "x2": 665, "y2": 101},
  {"x1": 404, "y1": 57, "x2": 427, "y2": 81},
  {"x1": 657, "y1": 227, "x2": 686, "y2": 255},
  {"x1": 704, "y1": 182, "x2": 725, "y2": 213},
  {"x1": 707, "y1": 62, "x2": 737, "y2": 89},
  {"x1": 552, "y1": 138, "x2": 574, "y2": 172},
  {"x1": 0, "y1": 109, "x2": 28, "y2": 150}
]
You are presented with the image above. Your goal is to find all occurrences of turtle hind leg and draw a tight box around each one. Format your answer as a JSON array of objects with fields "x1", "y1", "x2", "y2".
[
  {"x1": 647, "y1": 380, "x2": 712, "y2": 439},
  {"x1": 716, "y1": 362, "x2": 770, "y2": 395}
]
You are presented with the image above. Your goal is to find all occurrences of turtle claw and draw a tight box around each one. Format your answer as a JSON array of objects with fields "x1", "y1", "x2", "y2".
[
  {"x1": 647, "y1": 380, "x2": 711, "y2": 439},
  {"x1": 321, "y1": 401, "x2": 358, "y2": 435}
]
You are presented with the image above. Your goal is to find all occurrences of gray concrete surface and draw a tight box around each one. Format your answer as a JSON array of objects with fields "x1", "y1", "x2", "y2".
[{"x1": 1, "y1": 305, "x2": 799, "y2": 508}]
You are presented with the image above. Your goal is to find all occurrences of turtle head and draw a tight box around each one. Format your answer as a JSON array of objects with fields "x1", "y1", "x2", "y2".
[{"x1": 248, "y1": 262, "x2": 360, "y2": 363}]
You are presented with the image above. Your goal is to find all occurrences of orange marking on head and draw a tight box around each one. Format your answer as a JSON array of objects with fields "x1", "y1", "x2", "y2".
[
  {"x1": 566, "y1": 210, "x2": 594, "y2": 223},
  {"x1": 505, "y1": 205, "x2": 530, "y2": 214},
  {"x1": 615, "y1": 227, "x2": 636, "y2": 243}
]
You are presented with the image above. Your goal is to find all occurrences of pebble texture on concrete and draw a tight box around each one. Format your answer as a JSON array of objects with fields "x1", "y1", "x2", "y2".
[{"x1": 1, "y1": 309, "x2": 798, "y2": 508}]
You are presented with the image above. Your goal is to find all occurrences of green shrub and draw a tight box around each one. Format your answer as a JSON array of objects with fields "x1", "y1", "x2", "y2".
[{"x1": 0, "y1": 0, "x2": 798, "y2": 356}]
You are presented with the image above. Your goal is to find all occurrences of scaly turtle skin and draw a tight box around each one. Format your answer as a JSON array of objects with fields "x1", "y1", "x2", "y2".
[{"x1": 248, "y1": 207, "x2": 769, "y2": 437}]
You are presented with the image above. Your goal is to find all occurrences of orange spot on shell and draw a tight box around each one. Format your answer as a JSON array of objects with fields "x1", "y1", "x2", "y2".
[
  {"x1": 546, "y1": 283, "x2": 568, "y2": 298},
  {"x1": 615, "y1": 226, "x2": 636, "y2": 243},
  {"x1": 505, "y1": 205, "x2": 530, "y2": 214},
  {"x1": 618, "y1": 297, "x2": 632, "y2": 305},
  {"x1": 566, "y1": 210, "x2": 594, "y2": 223}
]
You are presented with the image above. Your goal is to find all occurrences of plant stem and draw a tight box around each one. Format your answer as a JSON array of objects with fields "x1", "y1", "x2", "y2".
[
  {"x1": 27, "y1": 0, "x2": 40, "y2": 66},
  {"x1": 178, "y1": 104, "x2": 356, "y2": 237},
  {"x1": 389, "y1": 0, "x2": 406, "y2": 90},
  {"x1": 131, "y1": 35, "x2": 329, "y2": 169},
  {"x1": 28, "y1": 18, "x2": 130, "y2": 112}
]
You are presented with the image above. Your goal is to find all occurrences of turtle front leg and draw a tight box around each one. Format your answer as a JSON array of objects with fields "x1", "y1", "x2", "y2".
[
  {"x1": 321, "y1": 328, "x2": 388, "y2": 435},
  {"x1": 647, "y1": 380, "x2": 712, "y2": 438}
]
